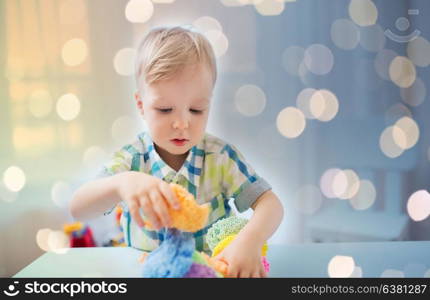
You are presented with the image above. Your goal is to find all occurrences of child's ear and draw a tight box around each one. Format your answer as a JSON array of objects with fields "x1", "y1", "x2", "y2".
[{"x1": 135, "y1": 91, "x2": 144, "y2": 115}]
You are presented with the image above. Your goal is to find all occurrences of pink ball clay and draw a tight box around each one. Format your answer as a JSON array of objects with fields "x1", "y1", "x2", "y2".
[{"x1": 262, "y1": 256, "x2": 270, "y2": 274}]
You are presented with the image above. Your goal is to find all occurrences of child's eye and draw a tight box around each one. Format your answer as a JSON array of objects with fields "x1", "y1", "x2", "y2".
[
  {"x1": 190, "y1": 109, "x2": 203, "y2": 114},
  {"x1": 157, "y1": 108, "x2": 172, "y2": 113}
]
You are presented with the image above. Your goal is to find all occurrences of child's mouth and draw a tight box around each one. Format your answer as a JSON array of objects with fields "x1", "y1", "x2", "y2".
[{"x1": 171, "y1": 139, "x2": 188, "y2": 146}]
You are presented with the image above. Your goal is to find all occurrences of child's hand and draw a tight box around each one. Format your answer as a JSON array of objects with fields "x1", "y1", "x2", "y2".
[
  {"x1": 213, "y1": 236, "x2": 267, "y2": 278},
  {"x1": 116, "y1": 171, "x2": 180, "y2": 230}
]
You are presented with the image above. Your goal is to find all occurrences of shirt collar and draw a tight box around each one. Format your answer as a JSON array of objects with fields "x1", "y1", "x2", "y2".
[{"x1": 139, "y1": 132, "x2": 205, "y2": 189}]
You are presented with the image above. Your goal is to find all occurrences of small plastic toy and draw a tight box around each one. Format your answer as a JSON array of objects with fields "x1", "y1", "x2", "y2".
[
  {"x1": 103, "y1": 205, "x2": 126, "y2": 247},
  {"x1": 139, "y1": 184, "x2": 270, "y2": 277},
  {"x1": 63, "y1": 222, "x2": 96, "y2": 247}
]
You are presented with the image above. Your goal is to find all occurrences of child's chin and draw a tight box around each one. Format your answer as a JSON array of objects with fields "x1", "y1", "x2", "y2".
[{"x1": 169, "y1": 146, "x2": 191, "y2": 155}]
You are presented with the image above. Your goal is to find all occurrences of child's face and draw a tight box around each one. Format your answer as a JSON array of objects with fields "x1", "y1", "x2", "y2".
[{"x1": 137, "y1": 63, "x2": 213, "y2": 159}]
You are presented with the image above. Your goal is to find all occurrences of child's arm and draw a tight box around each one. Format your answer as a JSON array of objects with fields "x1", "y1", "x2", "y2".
[
  {"x1": 70, "y1": 171, "x2": 179, "y2": 229},
  {"x1": 214, "y1": 190, "x2": 284, "y2": 277},
  {"x1": 240, "y1": 189, "x2": 284, "y2": 249},
  {"x1": 69, "y1": 173, "x2": 124, "y2": 222}
]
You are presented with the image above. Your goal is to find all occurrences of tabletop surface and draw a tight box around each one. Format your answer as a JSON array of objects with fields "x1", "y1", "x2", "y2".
[{"x1": 14, "y1": 241, "x2": 430, "y2": 278}]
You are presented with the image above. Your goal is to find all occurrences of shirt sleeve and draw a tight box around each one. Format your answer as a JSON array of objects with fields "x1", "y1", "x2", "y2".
[
  {"x1": 97, "y1": 147, "x2": 133, "y2": 215},
  {"x1": 221, "y1": 143, "x2": 272, "y2": 213}
]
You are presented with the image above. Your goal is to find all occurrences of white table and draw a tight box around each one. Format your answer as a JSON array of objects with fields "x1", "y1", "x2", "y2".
[{"x1": 14, "y1": 241, "x2": 430, "y2": 278}]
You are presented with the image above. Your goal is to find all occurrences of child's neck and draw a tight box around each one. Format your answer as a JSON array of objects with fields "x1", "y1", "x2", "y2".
[{"x1": 154, "y1": 144, "x2": 188, "y2": 172}]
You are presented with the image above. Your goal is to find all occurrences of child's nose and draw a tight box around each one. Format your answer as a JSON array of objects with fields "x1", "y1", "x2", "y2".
[{"x1": 172, "y1": 117, "x2": 189, "y2": 130}]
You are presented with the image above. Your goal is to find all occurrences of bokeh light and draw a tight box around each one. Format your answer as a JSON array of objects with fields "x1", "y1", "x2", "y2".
[
  {"x1": 61, "y1": 39, "x2": 88, "y2": 67},
  {"x1": 193, "y1": 16, "x2": 223, "y2": 33},
  {"x1": 276, "y1": 107, "x2": 306, "y2": 139},
  {"x1": 320, "y1": 168, "x2": 343, "y2": 198},
  {"x1": 374, "y1": 49, "x2": 397, "y2": 80},
  {"x1": 333, "y1": 169, "x2": 360, "y2": 200},
  {"x1": 379, "y1": 126, "x2": 404, "y2": 158},
  {"x1": 36, "y1": 228, "x2": 52, "y2": 252},
  {"x1": 304, "y1": 44, "x2": 334, "y2": 75},
  {"x1": 391, "y1": 125, "x2": 407, "y2": 151},
  {"x1": 47, "y1": 230, "x2": 70, "y2": 254},
  {"x1": 125, "y1": 0, "x2": 154, "y2": 23},
  {"x1": 36, "y1": 228, "x2": 70, "y2": 254},
  {"x1": 28, "y1": 89, "x2": 53, "y2": 118},
  {"x1": 3, "y1": 166, "x2": 26, "y2": 192},
  {"x1": 309, "y1": 91, "x2": 326, "y2": 119},
  {"x1": 328, "y1": 255, "x2": 355, "y2": 278},
  {"x1": 113, "y1": 48, "x2": 137, "y2": 76},
  {"x1": 309, "y1": 89, "x2": 339, "y2": 122},
  {"x1": 204, "y1": 30, "x2": 229, "y2": 57},
  {"x1": 341, "y1": 169, "x2": 361, "y2": 199},
  {"x1": 282, "y1": 46, "x2": 305, "y2": 76},
  {"x1": 400, "y1": 77, "x2": 426, "y2": 107},
  {"x1": 331, "y1": 170, "x2": 348, "y2": 199},
  {"x1": 348, "y1": 0, "x2": 378, "y2": 27},
  {"x1": 294, "y1": 184, "x2": 323, "y2": 215},
  {"x1": 350, "y1": 266, "x2": 363, "y2": 278},
  {"x1": 331, "y1": 19, "x2": 360, "y2": 50},
  {"x1": 389, "y1": 56, "x2": 416, "y2": 88},
  {"x1": 56, "y1": 93, "x2": 81, "y2": 121},
  {"x1": 254, "y1": 0, "x2": 285, "y2": 16},
  {"x1": 407, "y1": 36, "x2": 430, "y2": 67},
  {"x1": 296, "y1": 88, "x2": 317, "y2": 119},
  {"x1": 385, "y1": 103, "x2": 412, "y2": 125},
  {"x1": 298, "y1": 61, "x2": 311, "y2": 86},
  {"x1": 393, "y1": 117, "x2": 419, "y2": 150},
  {"x1": 407, "y1": 190, "x2": 430, "y2": 222},
  {"x1": 359, "y1": 24, "x2": 385, "y2": 52},
  {"x1": 349, "y1": 179, "x2": 376, "y2": 210},
  {"x1": 234, "y1": 84, "x2": 266, "y2": 117}
]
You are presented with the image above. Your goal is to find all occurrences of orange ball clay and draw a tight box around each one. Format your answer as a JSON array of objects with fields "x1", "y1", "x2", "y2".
[{"x1": 145, "y1": 183, "x2": 210, "y2": 232}]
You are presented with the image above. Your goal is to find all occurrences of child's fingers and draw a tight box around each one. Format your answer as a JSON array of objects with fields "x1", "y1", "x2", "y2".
[
  {"x1": 149, "y1": 189, "x2": 171, "y2": 228},
  {"x1": 128, "y1": 199, "x2": 145, "y2": 227},
  {"x1": 209, "y1": 255, "x2": 229, "y2": 277},
  {"x1": 139, "y1": 195, "x2": 161, "y2": 230},
  {"x1": 158, "y1": 182, "x2": 180, "y2": 210},
  {"x1": 227, "y1": 269, "x2": 239, "y2": 278},
  {"x1": 226, "y1": 263, "x2": 239, "y2": 278},
  {"x1": 238, "y1": 270, "x2": 250, "y2": 278}
]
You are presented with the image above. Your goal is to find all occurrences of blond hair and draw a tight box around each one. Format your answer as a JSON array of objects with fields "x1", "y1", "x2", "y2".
[{"x1": 135, "y1": 26, "x2": 217, "y2": 91}]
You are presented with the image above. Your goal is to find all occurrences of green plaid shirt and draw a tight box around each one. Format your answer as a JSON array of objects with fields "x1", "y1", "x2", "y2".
[{"x1": 101, "y1": 131, "x2": 271, "y2": 254}]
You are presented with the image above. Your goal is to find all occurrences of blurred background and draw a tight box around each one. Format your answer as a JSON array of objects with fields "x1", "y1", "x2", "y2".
[{"x1": 1, "y1": 0, "x2": 430, "y2": 277}]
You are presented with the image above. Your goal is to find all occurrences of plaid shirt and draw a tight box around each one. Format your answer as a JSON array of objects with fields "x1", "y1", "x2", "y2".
[{"x1": 101, "y1": 131, "x2": 271, "y2": 254}]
